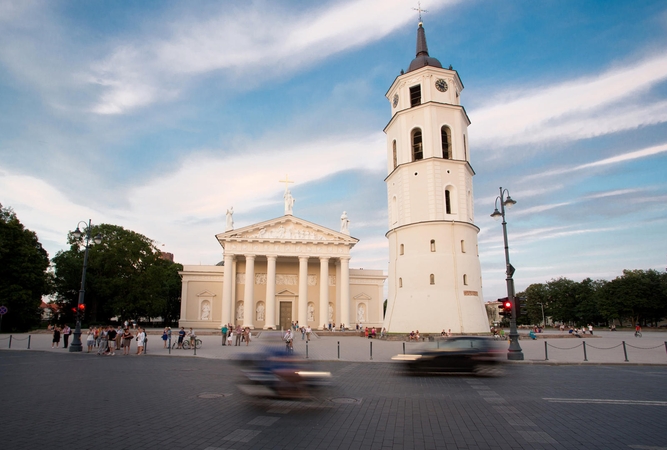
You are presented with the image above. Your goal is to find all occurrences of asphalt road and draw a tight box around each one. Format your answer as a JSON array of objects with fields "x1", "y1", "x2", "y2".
[{"x1": 1, "y1": 351, "x2": 666, "y2": 450}]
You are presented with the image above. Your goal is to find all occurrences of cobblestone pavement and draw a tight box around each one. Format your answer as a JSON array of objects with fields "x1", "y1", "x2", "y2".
[
  {"x1": 3, "y1": 329, "x2": 667, "y2": 365},
  {"x1": 1, "y1": 350, "x2": 667, "y2": 450}
]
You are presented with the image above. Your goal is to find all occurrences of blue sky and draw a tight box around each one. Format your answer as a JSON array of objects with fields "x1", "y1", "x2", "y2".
[{"x1": 1, "y1": 0, "x2": 666, "y2": 303}]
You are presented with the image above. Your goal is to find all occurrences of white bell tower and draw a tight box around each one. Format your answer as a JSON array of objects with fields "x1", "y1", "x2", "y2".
[{"x1": 382, "y1": 21, "x2": 489, "y2": 334}]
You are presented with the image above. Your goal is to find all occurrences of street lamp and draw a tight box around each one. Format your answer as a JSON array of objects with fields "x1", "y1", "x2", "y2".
[
  {"x1": 537, "y1": 302, "x2": 546, "y2": 328},
  {"x1": 68, "y1": 220, "x2": 102, "y2": 353},
  {"x1": 491, "y1": 187, "x2": 524, "y2": 360}
]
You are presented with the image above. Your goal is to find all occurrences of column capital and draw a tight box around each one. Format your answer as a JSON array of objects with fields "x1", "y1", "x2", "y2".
[
  {"x1": 319, "y1": 256, "x2": 330, "y2": 262},
  {"x1": 244, "y1": 254, "x2": 256, "y2": 260},
  {"x1": 339, "y1": 256, "x2": 351, "y2": 262},
  {"x1": 266, "y1": 254, "x2": 278, "y2": 261},
  {"x1": 224, "y1": 253, "x2": 236, "y2": 261},
  {"x1": 298, "y1": 255, "x2": 310, "y2": 262}
]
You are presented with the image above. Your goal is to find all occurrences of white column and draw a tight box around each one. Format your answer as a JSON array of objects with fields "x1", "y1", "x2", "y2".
[
  {"x1": 319, "y1": 257, "x2": 329, "y2": 329},
  {"x1": 340, "y1": 256, "x2": 350, "y2": 329},
  {"x1": 221, "y1": 254, "x2": 235, "y2": 326},
  {"x1": 243, "y1": 255, "x2": 255, "y2": 328},
  {"x1": 265, "y1": 255, "x2": 277, "y2": 329},
  {"x1": 298, "y1": 256, "x2": 309, "y2": 327}
]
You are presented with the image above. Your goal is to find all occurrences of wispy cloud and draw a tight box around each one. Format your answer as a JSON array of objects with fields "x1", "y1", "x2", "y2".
[
  {"x1": 472, "y1": 53, "x2": 667, "y2": 148},
  {"x1": 88, "y1": 0, "x2": 456, "y2": 114}
]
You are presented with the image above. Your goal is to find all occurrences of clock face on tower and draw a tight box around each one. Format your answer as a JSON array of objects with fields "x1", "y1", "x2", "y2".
[
  {"x1": 435, "y1": 78, "x2": 448, "y2": 92},
  {"x1": 392, "y1": 94, "x2": 399, "y2": 107}
]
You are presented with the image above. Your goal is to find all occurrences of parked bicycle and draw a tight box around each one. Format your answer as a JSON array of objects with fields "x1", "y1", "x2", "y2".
[{"x1": 172, "y1": 339, "x2": 202, "y2": 349}]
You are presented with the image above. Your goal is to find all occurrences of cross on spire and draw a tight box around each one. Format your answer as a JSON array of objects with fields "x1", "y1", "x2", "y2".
[
  {"x1": 279, "y1": 174, "x2": 294, "y2": 192},
  {"x1": 412, "y1": 1, "x2": 428, "y2": 23}
]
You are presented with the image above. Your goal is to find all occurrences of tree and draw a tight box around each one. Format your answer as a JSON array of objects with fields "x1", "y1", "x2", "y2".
[
  {"x1": 52, "y1": 224, "x2": 182, "y2": 325},
  {"x1": 0, "y1": 204, "x2": 51, "y2": 331}
]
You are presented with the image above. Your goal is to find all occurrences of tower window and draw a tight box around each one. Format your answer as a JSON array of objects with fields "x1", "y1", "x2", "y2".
[
  {"x1": 430, "y1": 240, "x2": 436, "y2": 252},
  {"x1": 400, "y1": 244, "x2": 404, "y2": 255},
  {"x1": 463, "y1": 274, "x2": 468, "y2": 285},
  {"x1": 392, "y1": 140, "x2": 397, "y2": 169},
  {"x1": 412, "y1": 129, "x2": 423, "y2": 161},
  {"x1": 409, "y1": 85, "x2": 421, "y2": 107},
  {"x1": 460, "y1": 240, "x2": 466, "y2": 253},
  {"x1": 430, "y1": 274, "x2": 435, "y2": 285},
  {"x1": 399, "y1": 278, "x2": 403, "y2": 288},
  {"x1": 441, "y1": 126, "x2": 452, "y2": 159},
  {"x1": 445, "y1": 190, "x2": 452, "y2": 214}
]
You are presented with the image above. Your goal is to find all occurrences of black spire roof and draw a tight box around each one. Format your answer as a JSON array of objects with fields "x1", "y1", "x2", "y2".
[{"x1": 407, "y1": 22, "x2": 442, "y2": 73}]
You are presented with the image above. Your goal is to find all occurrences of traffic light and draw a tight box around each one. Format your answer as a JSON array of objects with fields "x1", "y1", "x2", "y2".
[
  {"x1": 516, "y1": 297, "x2": 527, "y2": 315},
  {"x1": 78, "y1": 304, "x2": 85, "y2": 312},
  {"x1": 498, "y1": 297, "x2": 512, "y2": 318}
]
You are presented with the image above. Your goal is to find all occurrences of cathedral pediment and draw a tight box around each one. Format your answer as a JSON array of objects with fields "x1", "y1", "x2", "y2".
[{"x1": 216, "y1": 215, "x2": 358, "y2": 246}]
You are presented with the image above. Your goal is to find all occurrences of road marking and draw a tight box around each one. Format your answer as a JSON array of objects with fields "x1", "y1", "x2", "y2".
[
  {"x1": 544, "y1": 398, "x2": 667, "y2": 406},
  {"x1": 247, "y1": 416, "x2": 280, "y2": 426},
  {"x1": 221, "y1": 429, "x2": 261, "y2": 443}
]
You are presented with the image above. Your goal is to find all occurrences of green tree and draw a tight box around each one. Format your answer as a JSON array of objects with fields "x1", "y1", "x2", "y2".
[
  {"x1": 0, "y1": 204, "x2": 51, "y2": 331},
  {"x1": 52, "y1": 224, "x2": 182, "y2": 325}
]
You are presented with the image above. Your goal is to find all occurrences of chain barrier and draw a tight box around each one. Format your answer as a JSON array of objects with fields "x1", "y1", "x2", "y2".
[
  {"x1": 546, "y1": 342, "x2": 583, "y2": 350},
  {"x1": 625, "y1": 343, "x2": 665, "y2": 350},
  {"x1": 544, "y1": 340, "x2": 667, "y2": 363},
  {"x1": 586, "y1": 343, "x2": 623, "y2": 350}
]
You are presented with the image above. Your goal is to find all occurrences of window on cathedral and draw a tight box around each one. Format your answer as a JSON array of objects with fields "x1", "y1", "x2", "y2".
[
  {"x1": 445, "y1": 190, "x2": 452, "y2": 214},
  {"x1": 410, "y1": 85, "x2": 421, "y2": 107},
  {"x1": 412, "y1": 129, "x2": 423, "y2": 161},
  {"x1": 399, "y1": 278, "x2": 403, "y2": 288},
  {"x1": 460, "y1": 240, "x2": 466, "y2": 253},
  {"x1": 441, "y1": 126, "x2": 452, "y2": 159},
  {"x1": 430, "y1": 274, "x2": 435, "y2": 285},
  {"x1": 400, "y1": 244, "x2": 404, "y2": 255},
  {"x1": 392, "y1": 140, "x2": 397, "y2": 169},
  {"x1": 463, "y1": 274, "x2": 468, "y2": 285},
  {"x1": 430, "y1": 240, "x2": 436, "y2": 252}
]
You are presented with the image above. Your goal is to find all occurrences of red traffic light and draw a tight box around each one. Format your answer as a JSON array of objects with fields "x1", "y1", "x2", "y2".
[
  {"x1": 503, "y1": 300, "x2": 512, "y2": 309},
  {"x1": 78, "y1": 304, "x2": 85, "y2": 311}
]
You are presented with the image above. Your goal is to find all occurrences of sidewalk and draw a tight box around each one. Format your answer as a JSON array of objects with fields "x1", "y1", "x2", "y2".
[{"x1": 1, "y1": 329, "x2": 666, "y2": 365}]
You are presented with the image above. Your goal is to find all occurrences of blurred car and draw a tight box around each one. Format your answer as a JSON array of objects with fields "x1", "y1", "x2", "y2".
[{"x1": 392, "y1": 336, "x2": 505, "y2": 376}]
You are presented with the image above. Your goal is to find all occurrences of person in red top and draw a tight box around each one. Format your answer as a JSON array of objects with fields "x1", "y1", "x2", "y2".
[{"x1": 635, "y1": 324, "x2": 642, "y2": 337}]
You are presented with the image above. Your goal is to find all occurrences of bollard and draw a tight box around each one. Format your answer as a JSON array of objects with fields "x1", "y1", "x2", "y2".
[
  {"x1": 583, "y1": 341, "x2": 588, "y2": 361},
  {"x1": 306, "y1": 341, "x2": 309, "y2": 359},
  {"x1": 337, "y1": 341, "x2": 340, "y2": 359},
  {"x1": 145, "y1": 336, "x2": 148, "y2": 355},
  {"x1": 9, "y1": 335, "x2": 12, "y2": 349},
  {"x1": 28, "y1": 335, "x2": 31, "y2": 350},
  {"x1": 403, "y1": 342, "x2": 406, "y2": 354},
  {"x1": 665, "y1": 341, "x2": 667, "y2": 358},
  {"x1": 194, "y1": 338, "x2": 197, "y2": 356},
  {"x1": 370, "y1": 341, "x2": 373, "y2": 361},
  {"x1": 168, "y1": 336, "x2": 171, "y2": 355},
  {"x1": 622, "y1": 341, "x2": 629, "y2": 362},
  {"x1": 544, "y1": 341, "x2": 548, "y2": 361}
]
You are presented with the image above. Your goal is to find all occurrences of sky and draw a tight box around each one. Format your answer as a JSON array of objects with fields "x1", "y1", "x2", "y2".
[{"x1": 1, "y1": 0, "x2": 667, "y2": 303}]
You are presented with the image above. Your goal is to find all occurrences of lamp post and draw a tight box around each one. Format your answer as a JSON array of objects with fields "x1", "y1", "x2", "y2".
[
  {"x1": 491, "y1": 187, "x2": 524, "y2": 360},
  {"x1": 68, "y1": 220, "x2": 102, "y2": 353}
]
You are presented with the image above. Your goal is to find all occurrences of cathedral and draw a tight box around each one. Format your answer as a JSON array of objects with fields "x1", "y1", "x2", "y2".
[{"x1": 178, "y1": 20, "x2": 489, "y2": 334}]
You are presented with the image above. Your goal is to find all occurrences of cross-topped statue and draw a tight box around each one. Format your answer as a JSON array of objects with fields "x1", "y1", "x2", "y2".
[
  {"x1": 280, "y1": 174, "x2": 295, "y2": 215},
  {"x1": 412, "y1": 1, "x2": 428, "y2": 23}
]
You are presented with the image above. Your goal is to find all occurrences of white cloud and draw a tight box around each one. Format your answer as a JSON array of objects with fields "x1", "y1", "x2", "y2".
[{"x1": 472, "y1": 53, "x2": 667, "y2": 148}]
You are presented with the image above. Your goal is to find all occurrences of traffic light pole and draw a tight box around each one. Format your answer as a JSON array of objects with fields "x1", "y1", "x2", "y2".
[{"x1": 497, "y1": 188, "x2": 524, "y2": 361}]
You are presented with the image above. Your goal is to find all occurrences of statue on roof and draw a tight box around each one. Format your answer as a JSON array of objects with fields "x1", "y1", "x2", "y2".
[
  {"x1": 226, "y1": 207, "x2": 234, "y2": 231},
  {"x1": 284, "y1": 189, "x2": 294, "y2": 215},
  {"x1": 340, "y1": 211, "x2": 350, "y2": 235}
]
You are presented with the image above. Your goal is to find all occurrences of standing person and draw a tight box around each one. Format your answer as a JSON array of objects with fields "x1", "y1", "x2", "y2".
[
  {"x1": 62, "y1": 324, "x2": 71, "y2": 348},
  {"x1": 94, "y1": 326, "x2": 100, "y2": 347},
  {"x1": 284, "y1": 328, "x2": 294, "y2": 353},
  {"x1": 301, "y1": 327, "x2": 306, "y2": 340},
  {"x1": 52, "y1": 326, "x2": 61, "y2": 348},
  {"x1": 235, "y1": 325, "x2": 242, "y2": 346},
  {"x1": 221, "y1": 324, "x2": 228, "y2": 346},
  {"x1": 243, "y1": 327, "x2": 251, "y2": 346},
  {"x1": 588, "y1": 324, "x2": 593, "y2": 335},
  {"x1": 86, "y1": 328, "x2": 95, "y2": 352},
  {"x1": 107, "y1": 326, "x2": 117, "y2": 356},
  {"x1": 306, "y1": 326, "x2": 311, "y2": 342},
  {"x1": 122, "y1": 328, "x2": 133, "y2": 355},
  {"x1": 177, "y1": 327, "x2": 186, "y2": 349},
  {"x1": 187, "y1": 328, "x2": 197, "y2": 348},
  {"x1": 162, "y1": 328, "x2": 169, "y2": 348},
  {"x1": 97, "y1": 327, "x2": 108, "y2": 355},
  {"x1": 116, "y1": 326, "x2": 123, "y2": 350},
  {"x1": 136, "y1": 328, "x2": 146, "y2": 355}
]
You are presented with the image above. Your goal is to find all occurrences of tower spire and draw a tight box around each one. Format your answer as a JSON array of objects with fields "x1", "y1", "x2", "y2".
[{"x1": 407, "y1": 21, "x2": 442, "y2": 73}]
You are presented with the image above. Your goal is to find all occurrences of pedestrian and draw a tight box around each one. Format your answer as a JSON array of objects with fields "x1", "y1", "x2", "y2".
[
  {"x1": 306, "y1": 325, "x2": 311, "y2": 342},
  {"x1": 52, "y1": 326, "x2": 61, "y2": 348},
  {"x1": 235, "y1": 325, "x2": 242, "y2": 346},
  {"x1": 107, "y1": 325, "x2": 117, "y2": 355},
  {"x1": 97, "y1": 327, "x2": 108, "y2": 355},
  {"x1": 221, "y1": 324, "x2": 228, "y2": 346},
  {"x1": 122, "y1": 328, "x2": 133, "y2": 355},
  {"x1": 136, "y1": 328, "x2": 146, "y2": 354},
  {"x1": 244, "y1": 327, "x2": 251, "y2": 346},
  {"x1": 188, "y1": 328, "x2": 197, "y2": 348},
  {"x1": 162, "y1": 327, "x2": 169, "y2": 348},
  {"x1": 62, "y1": 324, "x2": 72, "y2": 348},
  {"x1": 116, "y1": 325, "x2": 123, "y2": 350},
  {"x1": 94, "y1": 326, "x2": 100, "y2": 347},
  {"x1": 301, "y1": 327, "x2": 305, "y2": 340},
  {"x1": 588, "y1": 324, "x2": 593, "y2": 335},
  {"x1": 86, "y1": 328, "x2": 95, "y2": 352},
  {"x1": 177, "y1": 327, "x2": 186, "y2": 349}
]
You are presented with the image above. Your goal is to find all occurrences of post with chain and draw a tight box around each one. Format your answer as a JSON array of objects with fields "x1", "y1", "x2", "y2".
[
  {"x1": 370, "y1": 341, "x2": 373, "y2": 360},
  {"x1": 544, "y1": 341, "x2": 548, "y2": 361},
  {"x1": 622, "y1": 341, "x2": 629, "y2": 362},
  {"x1": 583, "y1": 341, "x2": 588, "y2": 361},
  {"x1": 28, "y1": 335, "x2": 31, "y2": 349}
]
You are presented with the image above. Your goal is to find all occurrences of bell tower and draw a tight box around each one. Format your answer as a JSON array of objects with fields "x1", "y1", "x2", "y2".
[{"x1": 382, "y1": 21, "x2": 489, "y2": 334}]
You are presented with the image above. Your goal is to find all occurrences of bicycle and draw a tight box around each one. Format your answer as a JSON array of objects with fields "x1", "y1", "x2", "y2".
[{"x1": 634, "y1": 330, "x2": 642, "y2": 338}]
